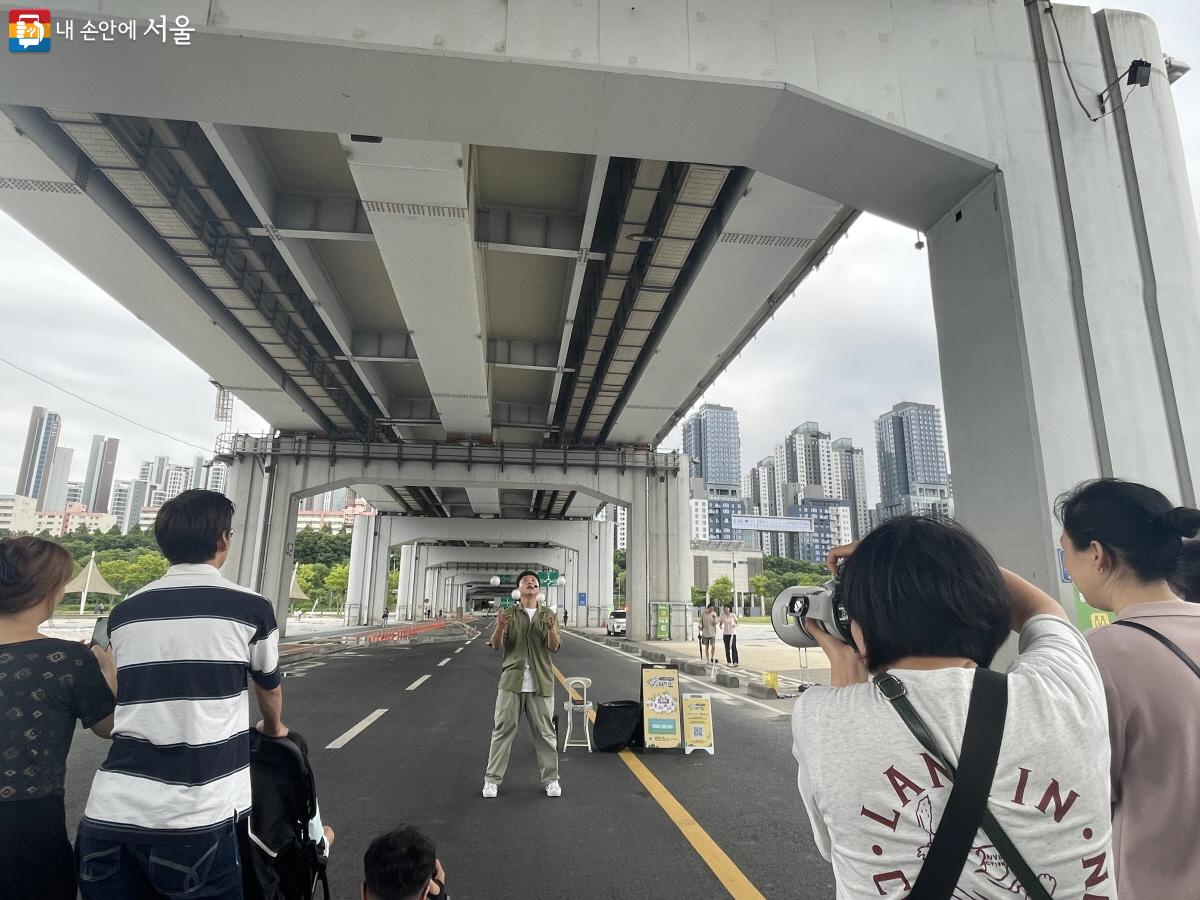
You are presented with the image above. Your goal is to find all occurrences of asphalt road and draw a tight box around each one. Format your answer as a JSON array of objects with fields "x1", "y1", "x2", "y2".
[{"x1": 60, "y1": 625, "x2": 836, "y2": 899}]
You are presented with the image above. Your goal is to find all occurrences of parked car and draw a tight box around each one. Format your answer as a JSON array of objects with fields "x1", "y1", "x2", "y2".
[{"x1": 606, "y1": 609, "x2": 627, "y2": 636}]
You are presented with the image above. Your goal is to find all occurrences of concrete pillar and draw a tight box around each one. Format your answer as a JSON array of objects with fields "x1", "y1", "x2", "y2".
[
  {"x1": 396, "y1": 543, "x2": 414, "y2": 620},
  {"x1": 365, "y1": 517, "x2": 391, "y2": 625},
  {"x1": 257, "y1": 456, "x2": 305, "y2": 637},
  {"x1": 221, "y1": 455, "x2": 268, "y2": 588},
  {"x1": 627, "y1": 467, "x2": 690, "y2": 641},
  {"x1": 345, "y1": 513, "x2": 374, "y2": 626}
]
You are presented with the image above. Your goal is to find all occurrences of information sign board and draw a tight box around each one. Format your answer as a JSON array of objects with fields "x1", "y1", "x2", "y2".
[
  {"x1": 683, "y1": 694, "x2": 715, "y2": 755},
  {"x1": 640, "y1": 665, "x2": 681, "y2": 749}
]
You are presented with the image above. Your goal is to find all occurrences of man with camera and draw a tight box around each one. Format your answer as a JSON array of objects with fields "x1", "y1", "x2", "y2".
[
  {"x1": 481, "y1": 570, "x2": 561, "y2": 799},
  {"x1": 789, "y1": 516, "x2": 1113, "y2": 900}
]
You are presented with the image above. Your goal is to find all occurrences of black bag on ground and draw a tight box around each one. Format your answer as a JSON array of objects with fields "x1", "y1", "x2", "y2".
[
  {"x1": 242, "y1": 731, "x2": 330, "y2": 900},
  {"x1": 593, "y1": 700, "x2": 643, "y2": 752}
]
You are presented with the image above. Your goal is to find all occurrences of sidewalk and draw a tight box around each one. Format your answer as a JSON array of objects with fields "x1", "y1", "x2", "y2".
[{"x1": 571, "y1": 626, "x2": 833, "y2": 690}]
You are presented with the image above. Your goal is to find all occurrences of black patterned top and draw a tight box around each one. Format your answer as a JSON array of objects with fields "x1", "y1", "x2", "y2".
[{"x1": 0, "y1": 638, "x2": 114, "y2": 802}]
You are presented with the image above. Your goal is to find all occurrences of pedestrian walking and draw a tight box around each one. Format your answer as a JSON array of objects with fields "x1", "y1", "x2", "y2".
[
  {"x1": 0, "y1": 537, "x2": 116, "y2": 900},
  {"x1": 701, "y1": 604, "x2": 718, "y2": 663},
  {"x1": 721, "y1": 604, "x2": 739, "y2": 666},
  {"x1": 481, "y1": 570, "x2": 561, "y2": 799},
  {"x1": 1057, "y1": 478, "x2": 1200, "y2": 897},
  {"x1": 76, "y1": 490, "x2": 287, "y2": 899},
  {"x1": 382, "y1": 607, "x2": 390, "y2": 627},
  {"x1": 562, "y1": 606, "x2": 568, "y2": 627}
]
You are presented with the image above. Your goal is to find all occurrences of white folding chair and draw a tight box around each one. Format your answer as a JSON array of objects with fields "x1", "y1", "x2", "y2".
[{"x1": 562, "y1": 676, "x2": 594, "y2": 752}]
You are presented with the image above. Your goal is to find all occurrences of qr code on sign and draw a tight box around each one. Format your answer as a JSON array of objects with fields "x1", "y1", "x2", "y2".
[{"x1": 691, "y1": 725, "x2": 705, "y2": 739}]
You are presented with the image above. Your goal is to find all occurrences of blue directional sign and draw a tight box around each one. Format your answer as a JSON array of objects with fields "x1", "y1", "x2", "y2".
[{"x1": 577, "y1": 592, "x2": 587, "y2": 607}]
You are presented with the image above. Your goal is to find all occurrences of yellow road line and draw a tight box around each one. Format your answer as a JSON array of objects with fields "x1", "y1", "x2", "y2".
[{"x1": 553, "y1": 666, "x2": 766, "y2": 900}]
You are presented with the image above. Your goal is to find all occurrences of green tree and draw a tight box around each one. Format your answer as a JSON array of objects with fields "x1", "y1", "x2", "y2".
[
  {"x1": 293, "y1": 526, "x2": 353, "y2": 568},
  {"x1": 324, "y1": 563, "x2": 350, "y2": 597},
  {"x1": 708, "y1": 576, "x2": 733, "y2": 604},
  {"x1": 750, "y1": 574, "x2": 770, "y2": 604},
  {"x1": 615, "y1": 570, "x2": 626, "y2": 606},
  {"x1": 296, "y1": 562, "x2": 329, "y2": 598},
  {"x1": 388, "y1": 567, "x2": 399, "y2": 594},
  {"x1": 691, "y1": 586, "x2": 707, "y2": 606},
  {"x1": 94, "y1": 551, "x2": 168, "y2": 596}
]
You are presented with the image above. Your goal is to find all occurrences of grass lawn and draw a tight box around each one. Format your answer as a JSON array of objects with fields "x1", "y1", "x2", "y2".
[{"x1": 739, "y1": 615, "x2": 771, "y2": 624}]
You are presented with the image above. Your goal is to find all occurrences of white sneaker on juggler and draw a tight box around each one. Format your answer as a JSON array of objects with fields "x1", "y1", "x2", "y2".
[
  {"x1": 482, "y1": 781, "x2": 498, "y2": 798},
  {"x1": 545, "y1": 780, "x2": 562, "y2": 798}
]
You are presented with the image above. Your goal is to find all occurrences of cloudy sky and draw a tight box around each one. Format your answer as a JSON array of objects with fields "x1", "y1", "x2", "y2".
[{"x1": 1, "y1": 1, "x2": 1197, "y2": 506}]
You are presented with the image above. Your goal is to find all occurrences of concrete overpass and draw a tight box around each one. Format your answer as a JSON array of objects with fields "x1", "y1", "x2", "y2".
[{"x1": 1, "y1": 1, "x2": 1197, "y2": 637}]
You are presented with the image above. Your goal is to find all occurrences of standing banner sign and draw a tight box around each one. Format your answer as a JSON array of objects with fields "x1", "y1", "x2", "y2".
[
  {"x1": 655, "y1": 604, "x2": 670, "y2": 640},
  {"x1": 683, "y1": 694, "x2": 715, "y2": 755},
  {"x1": 640, "y1": 664, "x2": 681, "y2": 749}
]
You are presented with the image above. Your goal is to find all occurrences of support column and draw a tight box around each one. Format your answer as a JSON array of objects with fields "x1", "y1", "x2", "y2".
[
  {"x1": 628, "y1": 465, "x2": 690, "y2": 641},
  {"x1": 220, "y1": 455, "x2": 268, "y2": 588},
  {"x1": 345, "y1": 513, "x2": 374, "y2": 626},
  {"x1": 396, "y1": 543, "x2": 414, "y2": 621},
  {"x1": 257, "y1": 456, "x2": 305, "y2": 637},
  {"x1": 366, "y1": 517, "x2": 392, "y2": 625}
]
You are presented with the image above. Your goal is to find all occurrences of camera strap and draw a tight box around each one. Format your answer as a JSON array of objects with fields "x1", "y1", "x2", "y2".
[{"x1": 873, "y1": 669, "x2": 1052, "y2": 900}]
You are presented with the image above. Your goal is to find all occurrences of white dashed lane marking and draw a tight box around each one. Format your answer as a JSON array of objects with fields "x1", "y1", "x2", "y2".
[
  {"x1": 406, "y1": 674, "x2": 432, "y2": 691},
  {"x1": 325, "y1": 708, "x2": 388, "y2": 749}
]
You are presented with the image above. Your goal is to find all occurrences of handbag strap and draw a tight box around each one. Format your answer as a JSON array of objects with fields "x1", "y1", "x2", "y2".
[
  {"x1": 874, "y1": 670, "x2": 1052, "y2": 900},
  {"x1": 1113, "y1": 619, "x2": 1200, "y2": 680}
]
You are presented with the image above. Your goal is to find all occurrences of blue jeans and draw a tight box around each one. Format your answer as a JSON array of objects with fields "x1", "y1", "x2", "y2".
[{"x1": 76, "y1": 824, "x2": 243, "y2": 899}]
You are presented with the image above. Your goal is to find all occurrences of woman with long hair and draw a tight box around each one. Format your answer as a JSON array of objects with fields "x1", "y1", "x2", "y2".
[
  {"x1": 1058, "y1": 478, "x2": 1200, "y2": 897},
  {"x1": 0, "y1": 536, "x2": 116, "y2": 899}
]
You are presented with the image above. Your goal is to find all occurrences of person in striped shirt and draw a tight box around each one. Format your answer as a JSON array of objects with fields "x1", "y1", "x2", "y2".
[{"x1": 75, "y1": 489, "x2": 287, "y2": 899}]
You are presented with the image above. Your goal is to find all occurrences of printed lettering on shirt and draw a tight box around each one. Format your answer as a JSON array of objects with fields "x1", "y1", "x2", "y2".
[{"x1": 856, "y1": 754, "x2": 1109, "y2": 897}]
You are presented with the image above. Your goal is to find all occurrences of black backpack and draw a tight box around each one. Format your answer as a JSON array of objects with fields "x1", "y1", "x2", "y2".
[{"x1": 243, "y1": 732, "x2": 330, "y2": 900}]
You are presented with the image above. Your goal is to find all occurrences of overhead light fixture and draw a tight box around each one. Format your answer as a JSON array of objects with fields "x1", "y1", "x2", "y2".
[
  {"x1": 627, "y1": 232, "x2": 657, "y2": 244},
  {"x1": 914, "y1": 230, "x2": 925, "y2": 251},
  {"x1": 350, "y1": 134, "x2": 383, "y2": 143},
  {"x1": 1165, "y1": 55, "x2": 1191, "y2": 84}
]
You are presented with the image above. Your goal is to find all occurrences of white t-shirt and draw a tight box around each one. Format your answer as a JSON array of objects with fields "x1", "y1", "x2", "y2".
[
  {"x1": 792, "y1": 615, "x2": 1116, "y2": 899},
  {"x1": 521, "y1": 606, "x2": 537, "y2": 692}
]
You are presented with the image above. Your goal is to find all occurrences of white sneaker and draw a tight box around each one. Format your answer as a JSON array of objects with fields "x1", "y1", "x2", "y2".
[
  {"x1": 545, "y1": 780, "x2": 562, "y2": 798},
  {"x1": 482, "y1": 781, "x2": 498, "y2": 798}
]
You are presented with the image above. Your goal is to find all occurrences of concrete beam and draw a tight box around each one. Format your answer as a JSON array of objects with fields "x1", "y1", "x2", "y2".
[
  {"x1": 343, "y1": 137, "x2": 491, "y2": 437},
  {"x1": 347, "y1": 330, "x2": 419, "y2": 363},
  {"x1": 488, "y1": 337, "x2": 569, "y2": 372},
  {"x1": 201, "y1": 122, "x2": 393, "y2": 420}
]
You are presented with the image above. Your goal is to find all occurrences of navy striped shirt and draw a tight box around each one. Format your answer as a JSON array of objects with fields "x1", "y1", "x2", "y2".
[{"x1": 81, "y1": 564, "x2": 280, "y2": 841}]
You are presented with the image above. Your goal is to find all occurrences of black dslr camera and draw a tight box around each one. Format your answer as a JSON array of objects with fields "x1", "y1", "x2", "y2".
[{"x1": 769, "y1": 565, "x2": 852, "y2": 649}]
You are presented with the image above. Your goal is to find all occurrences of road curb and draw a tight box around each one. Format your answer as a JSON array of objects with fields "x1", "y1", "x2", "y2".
[
  {"x1": 715, "y1": 671, "x2": 742, "y2": 688},
  {"x1": 747, "y1": 680, "x2": 780, "y2": 699}
]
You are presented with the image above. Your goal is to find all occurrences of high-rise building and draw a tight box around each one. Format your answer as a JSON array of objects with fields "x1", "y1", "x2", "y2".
[
  {"x1": 163, "y1": 464, "x2": 194, "y2": 502},
  {"x1": 190, "y1": 455, "x2": 206, "y2": 490},
  {"x1": 832, "y1": 437, "x2": 871, "y2": 539},
  {"x1": 743, "y1": 456, "x2": 782, "y2": 555},
  {"x1": 42, "y1": 446, "x2": 75, "y2": 512},
  {"x1": 614, "y1": 504, "x2": 627, "y2": 552},
  {"x1": 874, "y1": 401, "x2": 953, "y2": 523},
  {"x1": 0, "y1": 495, "x2": 38, "y2": 534},
  {"x1": 780, "y1": 496, "x2": 855, "y2": 564},
  {"x1": 206, "y1": 462, "x2": 229, "y2": 495},
  {"x1": 138, "y1": 455, "x2": 170, "y2": 489},
  {"x1": 681, "y1": 403, "x2": 742, "y2": 540},
  {"x1": 16, "y1": 407, "x2": 61, "y2": 508},
  {"x1": 689, "y1": 499, "x2": 710, "y2": 540},
  {"x1": 111, "y1": 478, "x2": 152, "y2": 533},
  {"x1": 82, "y1": 436, "x2": 120, "y2": 513},
  {"x1": 65, "y1": 482, "x2": 83, "y2": 506}
]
